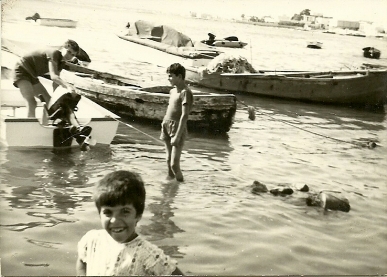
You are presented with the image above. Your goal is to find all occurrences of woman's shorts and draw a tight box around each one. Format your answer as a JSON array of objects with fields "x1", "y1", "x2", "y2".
[
  {"x1": 160, "y1": 119, "x2": 187, "y2": 145},
  {"x1": 13, "y1": 63, "x2": 40, "y2": 87}
]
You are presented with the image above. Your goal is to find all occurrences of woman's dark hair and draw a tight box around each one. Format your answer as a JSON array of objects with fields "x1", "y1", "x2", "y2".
[
  {"x1": 64, "y1": 39, "x2": 80, "y2": 54},
  {"x1": 94, "y1": 170, "x2": 146, "y2": 216}
]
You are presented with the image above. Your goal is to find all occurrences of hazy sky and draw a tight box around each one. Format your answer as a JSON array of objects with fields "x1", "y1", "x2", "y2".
[
  {"x1": 185, "y1": 0, "x2": 387, "y2": 23},
  {"x1": 2, "y1": 0, "x2": 387, "y2": 25}
]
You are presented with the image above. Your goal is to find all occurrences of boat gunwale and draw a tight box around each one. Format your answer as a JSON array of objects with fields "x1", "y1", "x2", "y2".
[{"x1": 63, "y1": 70, "x2": 236, "y2": 99}]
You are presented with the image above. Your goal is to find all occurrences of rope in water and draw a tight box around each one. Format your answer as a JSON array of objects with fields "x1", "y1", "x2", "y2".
[
  {"x1": 237, "y1": 99, "x2": 377, "y2": 149},
  {"x1": 113, "y1": 118, "x2": 247, "y2": 182}
]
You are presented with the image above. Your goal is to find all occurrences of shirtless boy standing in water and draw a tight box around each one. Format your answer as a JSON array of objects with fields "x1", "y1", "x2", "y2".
[{"x1": 160, "y1": 63, "x2": 193, "y2": 182}]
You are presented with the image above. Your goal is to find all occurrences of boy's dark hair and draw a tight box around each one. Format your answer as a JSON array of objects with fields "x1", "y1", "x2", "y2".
[
  {"x1": 64, "y1": 39, "x2": 80, "y2": 54},
  {"x1": 94, "y1": 170, "x2": 146, "y2": 216},
  {"x1": 167, "y1": 63, "x2": 186, "y2": 79}
]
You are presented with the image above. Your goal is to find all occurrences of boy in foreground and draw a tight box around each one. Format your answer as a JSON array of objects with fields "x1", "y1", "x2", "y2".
[
  {"x1": 160, "y1": 63, "x2": 194, "y2": 182},
  {"x1": 76, "y1": 170, "x2": 184, "y2": 275}
]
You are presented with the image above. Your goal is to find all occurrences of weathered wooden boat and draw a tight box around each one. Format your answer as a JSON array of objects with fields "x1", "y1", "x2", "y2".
[
  {"x1": 61, "y1": 64, "x2": 236, "y2": 132},
  {"x1": 117, "y1": 20, "x2": 222, "y2": 67},
  {"x1": 185, "y1": 66, "x2": 387, "y2": 108},
  {"x1": 307, "y1": 41, "x2": 323, "y2": 49},
  {"x1": 1, "y1": 78, "x2": 119, "y2": 149}
]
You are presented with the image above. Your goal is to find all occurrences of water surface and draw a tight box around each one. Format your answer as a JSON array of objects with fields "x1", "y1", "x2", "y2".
[{"x1": 1, "y1": 0, "x2": 387, "y2": 275}]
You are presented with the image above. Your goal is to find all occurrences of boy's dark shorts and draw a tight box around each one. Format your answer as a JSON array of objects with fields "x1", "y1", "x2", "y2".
[
  {"x1": 160, "y1": 119, "x2": 187, "y2": 146},
  {"x1": 13, "y1": 63, "x2": 40, "y2": 87}
]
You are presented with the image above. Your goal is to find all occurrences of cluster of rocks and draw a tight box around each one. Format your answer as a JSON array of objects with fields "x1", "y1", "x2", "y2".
[{"x1": 251, "y1": 181, "x2": 351, "y2": 212}]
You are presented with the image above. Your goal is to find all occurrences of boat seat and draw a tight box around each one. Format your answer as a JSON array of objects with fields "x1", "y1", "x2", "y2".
[
  {"x1": 1, "y1": 104, "x2": 24, "y2": 116},
  {"x1": 139, "y1": 35, "x2": 162, "y2": 42}
]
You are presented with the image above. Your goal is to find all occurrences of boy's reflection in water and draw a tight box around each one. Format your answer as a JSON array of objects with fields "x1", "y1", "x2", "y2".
[{"x1": 139, "y1": 181, "x2": 185, "y2": 258}]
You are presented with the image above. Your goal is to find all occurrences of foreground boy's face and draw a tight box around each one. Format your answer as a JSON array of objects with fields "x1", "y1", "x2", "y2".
[{"x1": 99, "y1": 204, "x2": 141, "y2": 243}]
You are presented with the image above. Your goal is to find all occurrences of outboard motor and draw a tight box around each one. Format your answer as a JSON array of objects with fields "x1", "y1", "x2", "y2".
[{"x1": 40, "y1": 88, "x2": 93, "y2": 151}]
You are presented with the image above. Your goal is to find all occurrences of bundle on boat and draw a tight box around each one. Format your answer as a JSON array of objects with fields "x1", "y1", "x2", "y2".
[{"x1": 205, "y1": 53, "x2": 257, "y2": 74}]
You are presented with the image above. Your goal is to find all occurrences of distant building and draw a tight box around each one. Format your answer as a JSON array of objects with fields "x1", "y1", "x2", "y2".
[
  {"x1": 336, "y1": 20, "x2": 360, "y2": 30},
  {"x1": 262, "y1": 16, "x2": 277, "y2": 23},
  {"x1": 301, "y1": 14, "x2": 332, "y2": 29}
]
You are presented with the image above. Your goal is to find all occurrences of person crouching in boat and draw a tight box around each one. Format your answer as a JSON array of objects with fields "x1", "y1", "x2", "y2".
[
  {"x1": 12, "y1": 39, "x2": 80, "y2": 117},
  {"x1": 205, "y1": 33, "x2": 216, "y2": 46}
]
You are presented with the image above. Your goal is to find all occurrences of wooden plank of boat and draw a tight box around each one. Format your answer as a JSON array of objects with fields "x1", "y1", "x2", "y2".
[
  {"x1": 64, "y1": 62, "x2": 140, "y2": 86},
  {"x1": 60, "y1": 69, "x2": 236, "y2": 133},
  {"x1": 185, "y1": 66, "x2": 387, "y2": 107},
  {"x1": 1, "y1": 78, "x2": 119, "y2": 148},
  {"x1": 37, "y1": 18, "x2": 78, "y2": 28}
]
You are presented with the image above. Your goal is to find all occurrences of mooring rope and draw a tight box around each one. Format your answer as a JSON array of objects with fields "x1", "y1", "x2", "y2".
[{"x1": 236, "y1": 99, "x2": 377, "y2": 149}]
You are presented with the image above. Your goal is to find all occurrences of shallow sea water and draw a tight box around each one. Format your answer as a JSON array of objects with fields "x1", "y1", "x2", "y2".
[{"x1": 1, "y1": 0, "x2": 387, "y2": 275}]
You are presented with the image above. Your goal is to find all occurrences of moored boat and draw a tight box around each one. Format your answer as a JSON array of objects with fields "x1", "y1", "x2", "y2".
[
  {"x1": 212, "y1": 40, "x2": 248, "y2": 48},
  {"x1": 202, "y1": 35, "x2": 248, "y2": 48},
  {"x1": 307, "y1": 41, "x2": 323, "y2": 49},
  {"x1": 1, "y1": 78, "x2": 119, "y2": 148},
  {"x1": 362, "y1": 47, "x2": 381, "y2": 59},
  {"x1": 184, "y1": 55, "x2": 387, "y2": 108},
  {"x1": 117, "y1": 20, "x2": 222, "y2": 67},
  {"x1": 25, "y1": 13, "x2": 77, "y2": 28},
  {"x1": 61, "y1": 64, "x2": 236, "y2": 133}
]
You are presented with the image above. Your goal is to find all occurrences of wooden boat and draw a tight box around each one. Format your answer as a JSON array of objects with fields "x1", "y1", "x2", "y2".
[
  {"x1": 307, "y1": 41, "x2": 323, "y2": 49},
  {"x1": 37, "y1": 18, "x2": 78, "y2": 28},
  {"x1": 61, "y1": 63, "x2": 237, "y2": 132},
  {"x1": 25, "y1": 13, "x2": 77, "y2": 28},
  {"x1": 1, "y1": 78, "x2": 119, "y2": 148},
  {"x1": 185, "y1": 66, "x2": 387, "y2": 108},
  {"x1": 117, "y1": 20, "x2": 222, "y2": 67}
]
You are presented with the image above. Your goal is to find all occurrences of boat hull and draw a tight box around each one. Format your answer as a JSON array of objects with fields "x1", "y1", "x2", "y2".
[
  {"x1": 213, "y1": 40, "x2": 248, "y2": 48},
  {"x1": 185, "y1": 67, "x2": 387, "y2": 107},
  {"x1": 37, "y1": 18, "x2": 77, "y2": 28},
  {"x1": 61, "y1": 69, "x2": 236, "y2": 132},
  {"x1": 1, "y1": 79, "x2": 119, "y2": 148},
  {"x1": 307, "y1": 42, "x2": 322, "y2": 49},
  {"x1": 118, "y1": 34, "x2": 221, "y2": 67}
]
